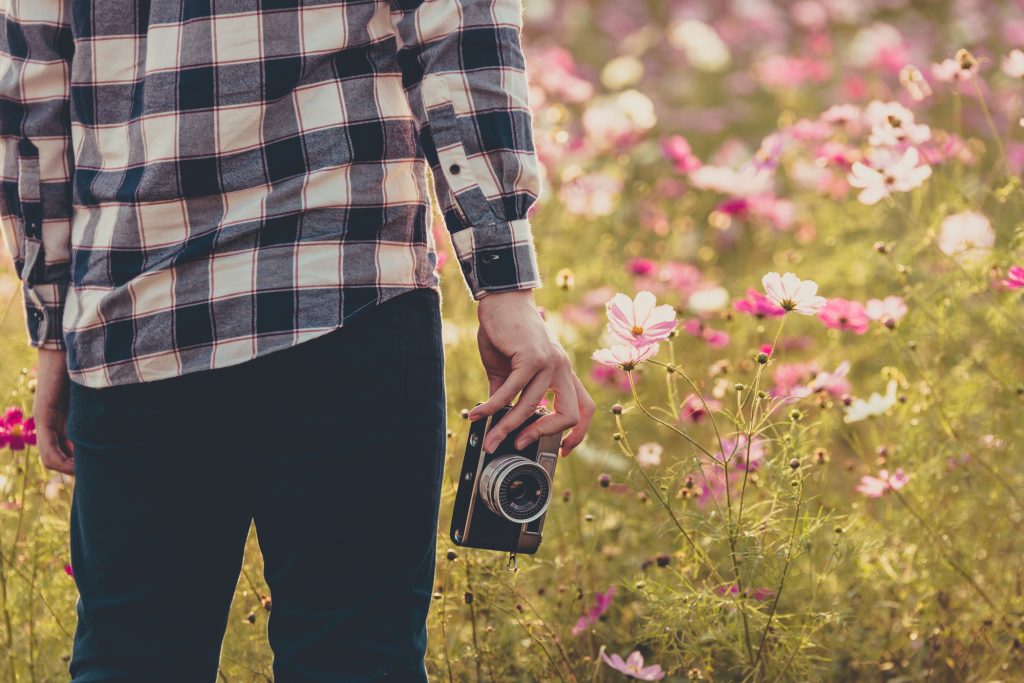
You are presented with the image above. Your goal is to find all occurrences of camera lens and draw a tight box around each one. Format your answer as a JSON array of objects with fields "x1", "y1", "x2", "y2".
[{"x1": 478, "y1": 455, "x2": 552, "y2": 523}]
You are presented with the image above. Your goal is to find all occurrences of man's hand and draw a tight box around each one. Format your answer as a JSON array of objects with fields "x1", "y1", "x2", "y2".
[
  {"x1": 33, "y1": 349, "x2": 74, "y2": 475},
  {"x1": 468, "y1": 290, "x2": 595, "y2": 456}
]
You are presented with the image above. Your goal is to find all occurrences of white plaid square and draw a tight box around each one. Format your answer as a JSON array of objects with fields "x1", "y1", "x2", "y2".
[
  {"x1": 210, "y1": 249, "x2": 257, "y2": 299},
  {"x1": 129, "y1": 268, "x2": 176, "y2": 315},
  {"x1": 141, "y1": 113, "x2": 180, "y2": 161},
  {"x1": 91, "y1": 36, "x2": 140, "y2": 84},
  {"x1": 216, "y1": 103, "x2": 265, "y2": 154},
  {"x1": 137, "y1": 199, "x2": 189, "y2": 247},
  {"x1": 213, "y1": 12, "x2": 263, "y2": 63},
  {"x1": 292, "y1": 81, "x2": 345, "y2": 131},
  {"x1": 145, "y1": 23, "x2": 182, "y2": 73},
  {"x1": 300, "y1": 5, "x2": 348, "y2": 54}
]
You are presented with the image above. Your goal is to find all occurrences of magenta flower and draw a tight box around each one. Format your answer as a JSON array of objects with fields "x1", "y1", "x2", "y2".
[
  {"x1": 856, "y1": 468, "x2": 910, "y2": 498},
  {"x1": 682, "y1": 319, "x2": 730, "y2": 348},
  {"x1": 661, "y1": 135, "x2": 701, "y2": 173},
  {"x1": 808, "y1": 361, "x2": 852, "y2": 397},
  {"x1": 679, "y1": 394, "x2": 721, "y2": 423},
  {"x1": 600, "y1": 650, "x2": 665, "y2": 681},
  {"x1": 572, "y1": 586, "x2": 616, "y2": 636},
  {"x1": 733, "y1": 288, "x2": 786, "y2": 319},
  {"x1": 0, "y1": 408, "x2": 37, "y2": 451},
  {"x1": 1002, "y1": 265, "x2": 1024, "y2": 289},
  {"x1": 605, "y1": 292, "x2": 677, "y2": 347},
  {"x1": 865, "y1": 296, "x2": 908, "y2": 327},
  {"x1": 818, "y1": 298, "x2": 870, "y2": 334}
]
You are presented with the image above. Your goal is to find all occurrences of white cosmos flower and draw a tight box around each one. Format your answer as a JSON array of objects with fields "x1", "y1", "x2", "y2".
[
  {"x1": 938, "y1": 211, "x2": 995, "y2": 263},
  {"x1": 636, "y1": 442, "x2": 663, "y2": 468},
  {"x1": 592, "y1": 343, "x2": 659, "y2": 371},
  {"x1": 844, "y1": 380, "x2": 898, "y2": 423},
  {"x1": 1002, "y1": 49, "x2": 1024, "y2": 79},
  {"x1": 761, "y1": 272, "x2": 827, "y2": 315},
  {"x1": 847, "y1": 147, "x2": 932, "y2": 205}
]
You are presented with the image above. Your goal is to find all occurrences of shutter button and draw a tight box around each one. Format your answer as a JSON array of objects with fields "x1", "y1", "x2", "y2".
[{"x1": 449, "y1": 164, "x2": 461, "y2": 175}]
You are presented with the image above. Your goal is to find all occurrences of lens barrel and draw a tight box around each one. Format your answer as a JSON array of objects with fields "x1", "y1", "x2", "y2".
[{"x1": 478, "y1": 455, "x2": 552, "y2": 523}]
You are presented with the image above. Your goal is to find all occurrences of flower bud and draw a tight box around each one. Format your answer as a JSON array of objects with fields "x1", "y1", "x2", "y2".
[
  {"x1": 756, "y1": 352, "x2": 770, "y2": 365},
  {"x1": 460, "y1": 408, "x2": 470, "y2": 419},
  {"x1": 562, "y1": 489, "x2": 572, "y2": 502},
  {"x1": 555, "y1": 268, "x2": 575, "y2": 290},
  {"x1": 874, "y1": 241, "x2": 889, "y2": 254},
  {"x1": 734, "y1": 383, "x2": 746, "y2": 392},
  {"x1": 655, "y1": 553, "x2": 671, "y2": 567},
  {"x1": 598, "y1": 473, "x2": 611, "y2": 488},
  {"x1": 789, "y1": 458, "x2": 801, "y2": 469},
  {"x1": 611, "y1": 403, "x2": 623, "y2": 415}
]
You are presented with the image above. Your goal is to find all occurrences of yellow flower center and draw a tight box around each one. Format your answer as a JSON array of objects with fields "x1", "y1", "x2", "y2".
[
  {"x1": 631, "y1": 325, "x2": 644, "y2": 336},
  {"x1": 9, "y1": 425, "x2": 22, "y2": 438}
]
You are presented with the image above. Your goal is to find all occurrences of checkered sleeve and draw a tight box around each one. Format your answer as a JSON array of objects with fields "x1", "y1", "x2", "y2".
[
  {"x1": 0, "y1": 0, "x2": 74, "y2": 350},
  {"x1": 390, "y1": 0, "x2": 543, "y2": 300}
]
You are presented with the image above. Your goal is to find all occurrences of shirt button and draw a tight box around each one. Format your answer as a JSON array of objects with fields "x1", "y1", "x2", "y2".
[
  {"x1": 449, "y1": 164, "x2": 461, "y2": 175},
  {"x1": 32, "y1": 310, "x2": 44, "y2": 320}
]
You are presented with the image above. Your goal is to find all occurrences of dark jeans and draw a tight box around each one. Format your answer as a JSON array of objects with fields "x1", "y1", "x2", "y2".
[{"x1": 65, "y1": 288, "x2": 446, "y2": 683}]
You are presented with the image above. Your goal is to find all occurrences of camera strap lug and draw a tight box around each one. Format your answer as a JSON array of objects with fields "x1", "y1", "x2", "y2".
[{"x1": 506, "y1": 552, "x2": 519, "y2": 572}]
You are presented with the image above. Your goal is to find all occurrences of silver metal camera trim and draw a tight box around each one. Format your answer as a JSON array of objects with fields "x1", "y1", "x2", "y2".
[{"x1": 478, "y1": 454, "x2": 553, "y2": 524}]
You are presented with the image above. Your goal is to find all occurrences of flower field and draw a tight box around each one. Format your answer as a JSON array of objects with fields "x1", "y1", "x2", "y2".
[{"x1": 3, "y1": 0, "x2": 1024, "y2": 680}]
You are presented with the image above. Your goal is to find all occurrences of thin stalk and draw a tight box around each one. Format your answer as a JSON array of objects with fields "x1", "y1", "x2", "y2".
[{"x1": 751, "y1": 477, "x2": 804, "y2": 677}]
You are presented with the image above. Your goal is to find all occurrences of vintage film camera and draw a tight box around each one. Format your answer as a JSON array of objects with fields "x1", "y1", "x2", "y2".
[{"x1": 450, "y1": 406, "x2": 561, "y2": 557}]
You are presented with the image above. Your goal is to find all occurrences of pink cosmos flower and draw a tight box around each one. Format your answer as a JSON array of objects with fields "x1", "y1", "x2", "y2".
[
  {"x1": 0, "y1": 408, "x2": 37, "y2": 451},
  {"x1": 762, "y1": 272, "x2": 827, "y2": 315},
  {"x1": 1003, "y1": 266, "x2": 1024, "y2": 289},
  {"x1": 856, "y1": 468, "x2": 910, "y2": 498},
  {"x1": 808, "y1": 361, "x2": 852, "y2": 397},
  {"x1": 715, "y1": 435, "x2": 766, "y2": 471},
  {"x1": 932, "y1": 57, "x2": 977, "y2": 83},
  {"x1": 679, "y1": 394, "x2": 721, "y2": 423},
  {"x1": 733, "y1": 288, "x2": 786, "y2": 319},
  {"x1": 572, "y1": 586, "x2": 616, "y2": 636},
  {"x1": 600, "y1": 650, "x2": 665, "y2": 681},
  {"x1": 590, "y1": 365, "x2": 632, "y2": 393},
  {"x1": 865, "y1": 296, "x2": 908, "y2": 326},
  {"x1": 715, "y1": 583, "x2": 776, "y2": 601},
  {"x1": 847, "y1": 147, "x2": 932, "y2": 205},
  {"x1": 818, "y1": 298, "x2": 871, "y2": 334},
  {"x1": 661, "y1": 135, "x2": 702, "y2": 173},
  {"x1": 682, "y1": 319, "x2": 730, "y2": 348},
  {"x1": 626, "y1": 258, "x2": 658, "y2": 276},
  {"x1": 863, "y1": 101, "x2": 931, "y2": 146},
  {"x1": 605, "y1": 292, "x2": 677, "y2": 347},
  {"x1": 592, "y1": 343, "x2": 659, "y2": 371}
]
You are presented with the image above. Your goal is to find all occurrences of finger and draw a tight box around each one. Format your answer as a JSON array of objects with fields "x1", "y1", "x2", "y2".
[
  {"x1": 484, "y1": 370, "x2": 551, "y2": 453},
  {"x1": 487, "y1": 373, "x2": 504, "y2": 397},
  {"x1": 469, "y1": 365, "x2": 537, "y2": 421},
  {"x1": 559, "y1": 374, "x2": 596, "y2": 456},
  {"x1": 513, "y1": 369, "x2": 580, "y2": 451}
]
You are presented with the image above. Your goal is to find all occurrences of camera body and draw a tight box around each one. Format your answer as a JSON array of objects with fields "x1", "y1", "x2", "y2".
[{"x1": 450, "y1": 406, "x2": 561, "y2": 554}]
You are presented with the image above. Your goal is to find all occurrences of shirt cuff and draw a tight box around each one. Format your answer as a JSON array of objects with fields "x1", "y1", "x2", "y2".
[
  {"x1": 449, "y1": 218, "x2": 542, "y2": 301},
  {"x1": 23, "y1": 283, "x2": 67, "y2": 351}
]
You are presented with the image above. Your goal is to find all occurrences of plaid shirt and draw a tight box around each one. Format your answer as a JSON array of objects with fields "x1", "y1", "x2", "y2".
[{"x1": 0, "y1": 0, "x2": 542, "y2": 388}]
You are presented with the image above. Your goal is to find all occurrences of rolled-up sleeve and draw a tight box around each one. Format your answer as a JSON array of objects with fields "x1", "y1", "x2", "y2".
[
  {"x1": 390, "y1": 0, "x2": 543, "y2": 300},
  {"x1": 0, "y1": 0, "x2": 74, "y2": 349}
]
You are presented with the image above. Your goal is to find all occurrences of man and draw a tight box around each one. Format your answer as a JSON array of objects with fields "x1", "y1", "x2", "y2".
[{"x1": 0, "y1": 0, "x2": 594, "y2": 680}]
